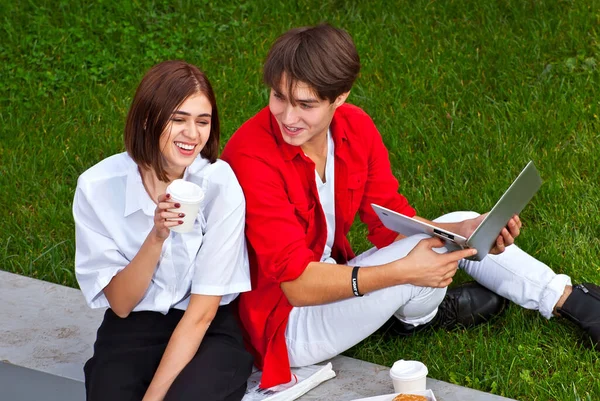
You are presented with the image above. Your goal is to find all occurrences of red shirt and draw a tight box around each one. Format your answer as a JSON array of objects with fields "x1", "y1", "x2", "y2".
[{"x1": 221, "y1": 104, "x2": 416, "y2": 388}]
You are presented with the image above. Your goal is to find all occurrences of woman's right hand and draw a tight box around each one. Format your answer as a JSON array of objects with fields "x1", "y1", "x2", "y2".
[
  {"x1": 395, "y1": 237, "x2": 477, "y2": 288},
  {"x1": 151, "y1": 193, "x2": 184, "y2": 241}
]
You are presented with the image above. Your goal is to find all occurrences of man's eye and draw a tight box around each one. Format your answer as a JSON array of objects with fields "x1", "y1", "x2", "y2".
[{"x1": 300, "y1": 103, "x2": 312, "y2": 109}]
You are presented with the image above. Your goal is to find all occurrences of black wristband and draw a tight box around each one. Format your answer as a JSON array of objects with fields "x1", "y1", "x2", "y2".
[{"x1": 351, "y1": 266, "x2": 363, "y2": 297}]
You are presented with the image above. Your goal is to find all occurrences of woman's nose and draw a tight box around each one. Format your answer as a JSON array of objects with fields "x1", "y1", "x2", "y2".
[{"x1": 184, "y1": 120, "x2": 198, "y2": 138}]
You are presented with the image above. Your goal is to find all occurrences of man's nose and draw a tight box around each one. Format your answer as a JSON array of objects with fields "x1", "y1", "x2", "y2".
[{"x1": 281, "y1": 104, "x2": 299, "y2": 125}]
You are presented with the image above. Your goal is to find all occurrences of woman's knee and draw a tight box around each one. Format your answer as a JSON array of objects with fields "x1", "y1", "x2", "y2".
[
  {"x1": 85, "y1": 356, "x2": 151, "y2": 401},
  {"x1": 165, "y1": 338, "x2": 253, "y2": 401}
]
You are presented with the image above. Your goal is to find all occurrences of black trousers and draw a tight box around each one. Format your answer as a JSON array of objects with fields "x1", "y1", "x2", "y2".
[{"x1": 84, "y1": 304, "x2": 253, "y2": 401}]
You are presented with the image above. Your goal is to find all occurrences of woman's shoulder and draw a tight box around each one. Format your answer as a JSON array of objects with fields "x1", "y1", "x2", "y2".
[
  {"x1": 73, "y1": 153, "x2": 133, "y2": 220},
  {"x1": 187, "y1": 158, "x2": 243, "y2": 201},
  {"x1": 187, "y1": 158, "x2": 236, "y2": 183},
  {"x1": 203, "y1": 159, "x2": 239, "y2": 187},
  {"x1": 77, "y1": 152, "x2": 135, "y2": 187}
]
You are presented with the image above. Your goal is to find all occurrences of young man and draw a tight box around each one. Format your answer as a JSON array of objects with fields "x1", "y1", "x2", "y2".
[{"x1": 221, "y1": 24, "x2": 600, "y2": 388}]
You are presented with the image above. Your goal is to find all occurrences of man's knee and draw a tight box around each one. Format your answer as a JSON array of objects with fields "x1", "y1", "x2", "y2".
[
  {"x1": 433, "y1": 211, "x2": 480, "y2": 224},
  {"x1": 395, "y1": 286, "x2": 446, "y2": 323}
]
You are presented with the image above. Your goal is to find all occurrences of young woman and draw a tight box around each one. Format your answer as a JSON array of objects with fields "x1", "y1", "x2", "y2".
[{"x1": 74, "y1": 60, "x2": 253, "y2": 401}]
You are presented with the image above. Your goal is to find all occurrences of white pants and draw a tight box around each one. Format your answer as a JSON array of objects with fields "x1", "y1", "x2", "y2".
[{"x1": 285, "y1": 211, "x2": 571, "y2": 367}]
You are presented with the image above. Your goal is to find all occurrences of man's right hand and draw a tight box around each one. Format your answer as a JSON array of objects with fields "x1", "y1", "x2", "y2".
[{"x1": 395, "y1": 237, "x2": 477, "y2": 288}]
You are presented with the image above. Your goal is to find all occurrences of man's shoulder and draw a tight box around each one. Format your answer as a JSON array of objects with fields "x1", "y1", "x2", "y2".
[
  {"x1": 337, "y1": 103, "x2": 373, "y2": 121},
  {"x1": 230, "y1": 107, "x2": 274, "y2": 142},
  {"x1": 222, "y1": 107, "x2": 280, "y2": 161},
  {"x1": 333, "y1": 103, "x2": 381, "y2": 149},
  {"x1": 335, "y1": 103, "x2": 377, "y2": 133}
]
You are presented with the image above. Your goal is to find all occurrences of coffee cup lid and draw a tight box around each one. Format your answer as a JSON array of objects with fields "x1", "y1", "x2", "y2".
[
  {"x1": 166, "y1": 179, "x2": 204, "y2": 203},
  {"x1": 389, "y1": 360, "x2": 428, "y2": 380}
]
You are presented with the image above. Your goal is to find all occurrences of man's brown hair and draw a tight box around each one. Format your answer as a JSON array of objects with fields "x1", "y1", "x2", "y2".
[
  {"x1": 263, "y1": 23, "x2": 361, "y2": 104},
  {"x1": 125, "y1": 60, "x2": 220, "y2": 181}
]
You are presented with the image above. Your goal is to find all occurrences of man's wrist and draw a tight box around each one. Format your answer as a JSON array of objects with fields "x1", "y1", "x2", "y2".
[
  {"x1": 351, "y1": 266, "x2": 363, "y2": 297},
  {"x1": 386, "y1": 259, "x2": 410, "y2": 286}
]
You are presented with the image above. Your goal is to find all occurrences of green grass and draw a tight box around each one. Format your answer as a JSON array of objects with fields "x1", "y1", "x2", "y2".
[{"x1": 1, "y1": 0, "x2": 599, "y2": 399}]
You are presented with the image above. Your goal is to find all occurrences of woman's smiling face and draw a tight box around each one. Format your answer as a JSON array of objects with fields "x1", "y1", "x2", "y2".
[{"x1": 158, "y1": 93, "x2": 212, "y2": 178}]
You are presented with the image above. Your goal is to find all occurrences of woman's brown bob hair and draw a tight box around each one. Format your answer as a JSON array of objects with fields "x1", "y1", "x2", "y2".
[
  {"x1": 125, "y1": 60, "x2": 220, "y2": 182},
  {"x1": 263, "y1": 23, "x2": 360, "y2": 104}
]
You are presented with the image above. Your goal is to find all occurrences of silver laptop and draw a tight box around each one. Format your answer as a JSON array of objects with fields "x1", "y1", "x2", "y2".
[{"x1": 372, "y1": 161, "x2": 543, "y2": 261}]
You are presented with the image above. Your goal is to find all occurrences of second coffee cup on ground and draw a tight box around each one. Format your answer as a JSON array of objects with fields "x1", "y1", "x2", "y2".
[
  {"x1": 389, "y1": 359, "x2": 428, "y2": 393},
  {"x1": 165, "y1": 179, "x2": 204, "y2": 234}
]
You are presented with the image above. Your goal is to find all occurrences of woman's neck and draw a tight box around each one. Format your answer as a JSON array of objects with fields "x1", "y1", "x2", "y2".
[{"x1": 139, "y1": 167, "x2": 174, "y2": 203}]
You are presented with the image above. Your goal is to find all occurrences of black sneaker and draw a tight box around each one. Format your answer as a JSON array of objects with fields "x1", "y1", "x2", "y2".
[
  {"x1": 388, "y1": 281, "x2": 508, "y2": 336},
  {"x1": 557, "y1": 283, "x2": 600, "y2": 348},
  {"x1": 434, "y1": 281, "x2": 508, "y2": 330}
]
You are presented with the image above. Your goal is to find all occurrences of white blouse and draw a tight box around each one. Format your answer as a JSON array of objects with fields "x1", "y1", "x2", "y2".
[
  {"x1": 73, "y1": 152, "x2": 251, "y2": 313},
  {"x1": 315, "y1": 130, "x2": 336, "y2": 264}
]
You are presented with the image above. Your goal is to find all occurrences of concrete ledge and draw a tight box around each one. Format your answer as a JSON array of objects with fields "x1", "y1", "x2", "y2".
[
  {"x1": 0, "y1": 270, "x2": 515, "y2": 400},
  {"x1": 0, "y1": 270, "x2": 104, "y2": 381}
]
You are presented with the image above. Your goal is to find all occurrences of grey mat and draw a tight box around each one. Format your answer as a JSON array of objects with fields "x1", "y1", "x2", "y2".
[{"x1": 0, "y1": 362, "x2": 85, "y2": 401}]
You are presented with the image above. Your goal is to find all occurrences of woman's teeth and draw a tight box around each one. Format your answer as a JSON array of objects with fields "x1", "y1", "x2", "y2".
[{"x1": 175, "y1": 142, "x2": 195, "y2": 150}]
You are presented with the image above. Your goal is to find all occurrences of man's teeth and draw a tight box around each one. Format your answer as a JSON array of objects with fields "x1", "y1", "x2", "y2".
[
  {"x1": 285, "y1": 125, "x2": 300, "y2": 132},
  {"x1": 175, "y1": 142, "x2": 195, "y2": 150}
]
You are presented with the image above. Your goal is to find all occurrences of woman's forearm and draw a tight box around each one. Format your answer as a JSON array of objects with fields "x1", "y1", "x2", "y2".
[
  {"x1": 142, "y1": 295, "x2": 221, "y2": 401},
  {"x1": 142, "y1": 320, "x2": 208, "y2": 401},
  {"x1": 103, "y1": 231, "x2": 165, "y2": 317}
]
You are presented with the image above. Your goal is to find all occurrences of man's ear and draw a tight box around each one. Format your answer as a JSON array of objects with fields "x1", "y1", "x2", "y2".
[{"x1": 333, "y1": 91, "x2": 350, "y2": 108}]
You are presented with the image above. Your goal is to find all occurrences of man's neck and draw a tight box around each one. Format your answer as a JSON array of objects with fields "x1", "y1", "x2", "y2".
[
  {"x1": 300, "y1": 129, "x2": 329, "y2": 161},
  {"x1": 301, "y1": 129, "x2": 330, "y2": 182}
]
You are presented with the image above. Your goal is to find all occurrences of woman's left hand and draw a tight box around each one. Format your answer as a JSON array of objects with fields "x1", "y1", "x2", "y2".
[
  {"x1": 151, "y1": 193, "x2": 182, "y2": 242},
  {"x1": 460, "y1": 213, "x2": 522, "y2": 255}
]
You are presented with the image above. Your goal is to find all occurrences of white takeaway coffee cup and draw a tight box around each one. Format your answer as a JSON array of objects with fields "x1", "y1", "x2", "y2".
[
  {"x1": 389, "y1": 360, "x2": 428, "y2": 393},
  {"x1": 165, "y1": 179, "x2": 204, "y2": 234}
]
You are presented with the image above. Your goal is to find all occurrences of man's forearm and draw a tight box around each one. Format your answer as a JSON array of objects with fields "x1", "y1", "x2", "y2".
[{"x1": 280, "y1": 260, "x2": 404, "y2": 307}]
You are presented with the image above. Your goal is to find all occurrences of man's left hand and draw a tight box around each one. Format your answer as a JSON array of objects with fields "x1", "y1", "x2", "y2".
[{"x1": 460, "y1": 213, "x2": 522, "y2": 255}]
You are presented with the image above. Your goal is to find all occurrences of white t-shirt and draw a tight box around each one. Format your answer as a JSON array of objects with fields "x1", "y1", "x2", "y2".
[
  {"x1": 315, "y1": 130, "x2": 336, "y2": 264},
  {"x1": 73, "y1": 152, "x2": 251, "y2": 313}
]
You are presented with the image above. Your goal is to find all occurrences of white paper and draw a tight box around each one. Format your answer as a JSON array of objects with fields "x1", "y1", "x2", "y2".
[
  {"x1": 242, "y1": 363, "x2": 336, "y2": 401},
  {"x1": 351, "y1": 389, "x2": 437, "y2": 401}
]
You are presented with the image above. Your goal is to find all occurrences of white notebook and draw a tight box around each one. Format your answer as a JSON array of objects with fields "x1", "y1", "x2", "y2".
[{"x1": 372, "y1": 161, "x2": 542, "y2": 261}]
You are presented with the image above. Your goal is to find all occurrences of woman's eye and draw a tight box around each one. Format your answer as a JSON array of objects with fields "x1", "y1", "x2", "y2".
[
  {"x1": 171, "y1": 118, "x2": 184, "y2": 123},
  {"x1": 196, "y1": 121, "x2": 209, "y2": 126}
]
